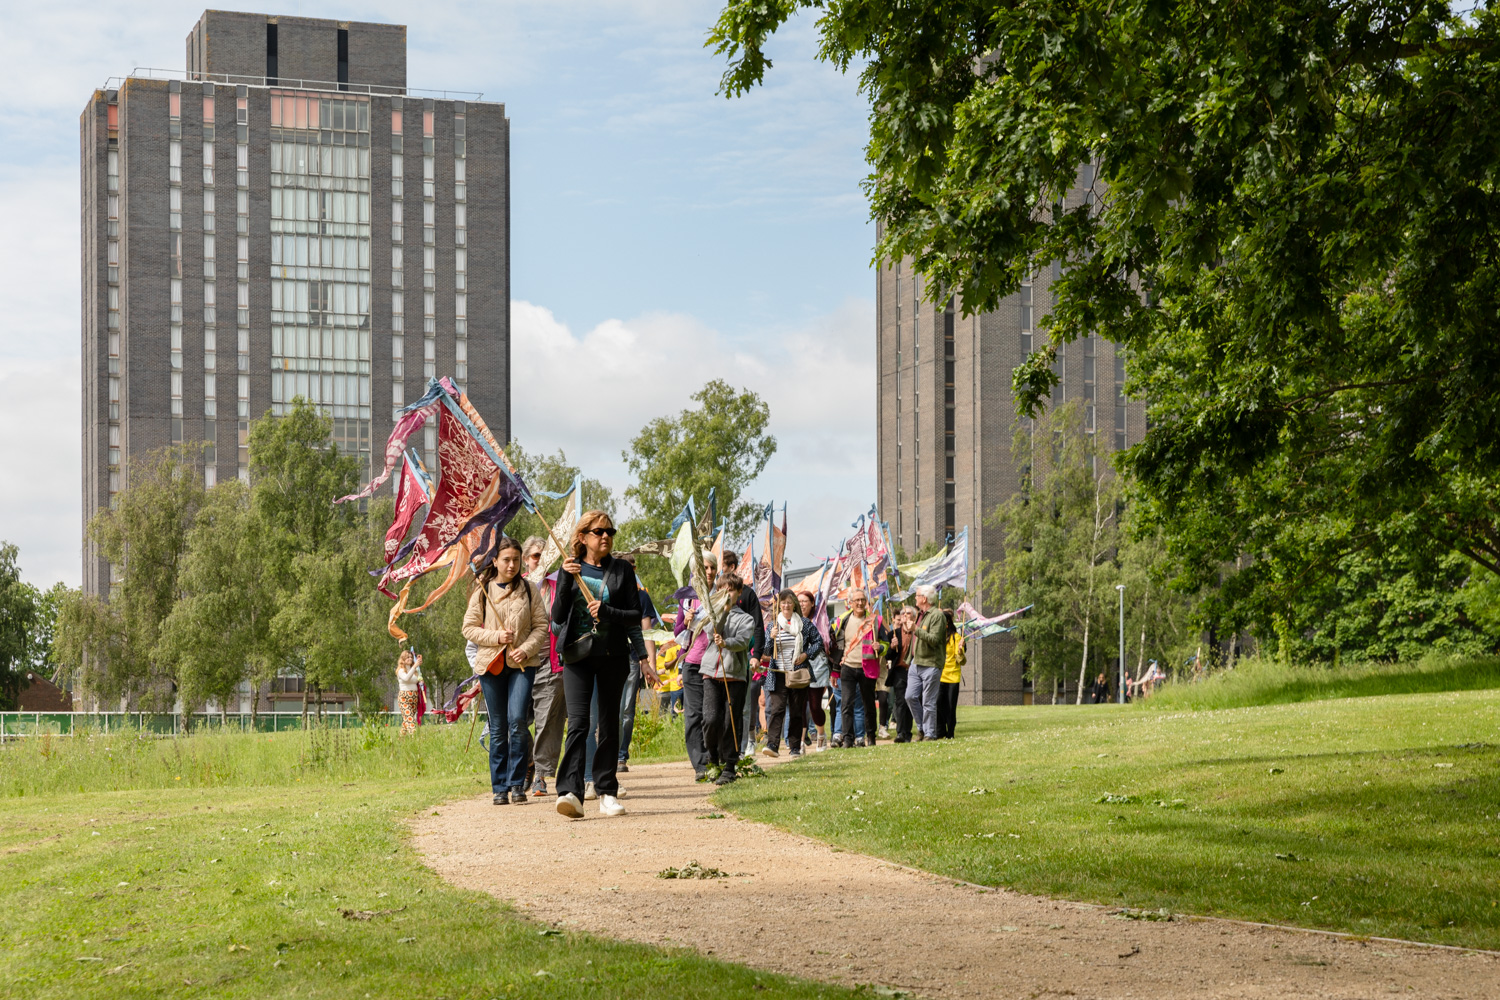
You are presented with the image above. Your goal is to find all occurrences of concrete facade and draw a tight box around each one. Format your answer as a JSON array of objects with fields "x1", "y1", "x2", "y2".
[
  {"x1": 82, "y1": 12, "x2": 508, "y2": 598},
  {"x1": 876, "y1": 170, "x2": 1147, "y2": 705}
]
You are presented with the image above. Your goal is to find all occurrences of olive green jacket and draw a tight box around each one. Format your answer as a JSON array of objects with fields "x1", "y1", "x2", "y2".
[{"x1": 913, "y1": 607, "x2": 949, "y2": 668}]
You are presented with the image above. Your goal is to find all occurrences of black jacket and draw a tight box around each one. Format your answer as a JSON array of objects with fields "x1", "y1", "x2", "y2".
[
  {"x1": 736, "y1": 584, "x2": 766, "y2": 660},
  {"x1": 550, "y1": 555, "x2": 647, "y2": 662}
]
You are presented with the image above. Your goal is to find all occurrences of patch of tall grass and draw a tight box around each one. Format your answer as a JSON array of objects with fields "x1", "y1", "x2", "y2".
[
  {"x1": 0, "y1": 705, "x2": 689, "y2": 798},
  {"x1": 1144, "y1": 652, "x2": 1500, "y2": 710}
]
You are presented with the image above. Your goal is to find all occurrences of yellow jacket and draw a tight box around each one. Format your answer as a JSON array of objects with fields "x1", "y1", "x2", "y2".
[{"x1": 942, "y1": 633, "x2": 966, "y2": 684}]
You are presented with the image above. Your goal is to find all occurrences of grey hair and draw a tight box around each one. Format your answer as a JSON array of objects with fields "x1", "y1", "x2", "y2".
[
  {"x1": 521, "y1": 535, "x2": 547, "y2": 557},
  {"x1": 701, "y1": 550, "x2": 718, "y2": 569},
  {"x1": 915, "y1": 584, "x2": 938, "y2": 601}
]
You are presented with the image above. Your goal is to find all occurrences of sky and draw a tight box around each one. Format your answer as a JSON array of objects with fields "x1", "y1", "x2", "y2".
[{"x1": 0, "y1": 0, "x2": 876, "y2": 588}]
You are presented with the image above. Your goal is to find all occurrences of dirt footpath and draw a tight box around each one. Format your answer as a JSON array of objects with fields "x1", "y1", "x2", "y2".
[{"x1": 414, "y1": 759, "x2": 1498, "y2": 999}]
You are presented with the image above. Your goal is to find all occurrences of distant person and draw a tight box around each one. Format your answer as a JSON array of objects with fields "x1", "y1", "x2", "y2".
[
  {"x1": 796, "y1": 591, "x2": 831, "y2": 750},
  {"x1": 551, "y1": 511, "x2": 655, "y2": 819},
  {"x1": 700, "y1": 573, "x2": 757, "y2": 784},
  {"x1": 907, "y1": 585, "x2": 949, "y2": 741},
  {"x1": 937, "y1": 611, "x2": 964, "y2": 739},
  {"x1": 762, "y1": 588, "x2": 823, "y2": 758},
  {"x1": 830, "y1": 589, "x2": 884, "y2": 748},
  {"x1": 674, "y1": 551, "x2": 718, "y2": 780},
  {"x1": 396, "y1": 650, "x2": 423, "y2": 736},
  {"x1": 1089, "y1": 671, "x2": 1111, "y2": 704},
  {"x1": 654, "y1": 640, "x2": 684, "y2": 718},
  {"x1": 884, "y1": 605, "x2": 916, "y2": 743},
  {"x1": 462, "y1": 535, "x2": 549, "y2": 805}
]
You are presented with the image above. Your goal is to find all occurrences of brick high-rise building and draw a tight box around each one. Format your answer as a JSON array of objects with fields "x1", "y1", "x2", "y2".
[
  {"x1": 876, "y1": 167, "x2": 1146, "y2": 704},
  {"x1": 81, "y1": 11, "x2": 510, "y2": 597}
]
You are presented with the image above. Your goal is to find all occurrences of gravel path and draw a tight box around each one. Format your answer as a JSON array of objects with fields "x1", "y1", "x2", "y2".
[{"x1": 414, "y1": 758, "x2": 1498, "y2": 999}]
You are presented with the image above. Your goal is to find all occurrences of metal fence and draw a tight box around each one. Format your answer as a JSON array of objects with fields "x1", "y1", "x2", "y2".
[{"x1": 0, "y1": 711, "x2": 450, "y2": 738}]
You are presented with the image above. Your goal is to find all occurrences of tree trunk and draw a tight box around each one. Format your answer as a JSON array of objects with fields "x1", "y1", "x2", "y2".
[
  {"x1": 1076, "y1": 612, "x2": 1091, "y2": 705},
  {"x1": 1051, "y1": 675, "x2": 1058, "y2": 705},
  {"x1": 301, "y1": 682, "x2": 309, "y2": 725},
  {"x1": 1136, "y1": 585, "x2": 1150, "y2": 680}
]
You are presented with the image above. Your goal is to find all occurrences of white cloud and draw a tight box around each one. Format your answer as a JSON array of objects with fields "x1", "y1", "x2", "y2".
[
  {"x1": 0, "y1": 358, "x2": 82, "y2": 588},
  {"x1": 510, "y1": 297, "x2": 875, "y2": 568}
]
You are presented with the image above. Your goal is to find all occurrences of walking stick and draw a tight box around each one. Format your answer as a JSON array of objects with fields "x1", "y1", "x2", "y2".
[{"x1": 466, "y1": 687, "x2": 481, "y2": 750}]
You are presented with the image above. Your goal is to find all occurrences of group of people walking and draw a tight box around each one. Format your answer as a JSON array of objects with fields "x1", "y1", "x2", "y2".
[{"x1": 396, "y1": 512, "x2": 968, "y2": 819}]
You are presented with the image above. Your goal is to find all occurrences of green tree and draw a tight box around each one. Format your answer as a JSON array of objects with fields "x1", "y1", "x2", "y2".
[
  {"x1": 621, "y1": 380, "x2": 776, "y2": 596},
  {"x1": 156, "y1": 479, "x2": 281, "y2": 721},
  {"x1": 989, "y1": 403, "x2": 1121, "y2": 702},
  {"x1": 83, "y1": 446, "x2": 206, "y2": 709},
  {"x1": 504, "y1": 439, "x2": 615, "y2": 558},
  {"x1": 0, "y1": 543, "x2": 39, "y2": 710},
  {"x1": 249, "y1": 397, "x2": 359, "y2": 554},
  {"x1": 712, "y1": 0, "x2": 1500, "y2": 628}
]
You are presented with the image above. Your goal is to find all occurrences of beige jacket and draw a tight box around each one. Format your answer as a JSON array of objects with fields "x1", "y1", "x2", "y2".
[{"x1": 461, "y1": 576, "x2": 549, "y2": 672}]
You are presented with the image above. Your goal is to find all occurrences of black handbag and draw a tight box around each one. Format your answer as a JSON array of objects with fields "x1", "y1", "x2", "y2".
[{"x1": 560, "y1": 632, "x2": 594, "y2": 664}]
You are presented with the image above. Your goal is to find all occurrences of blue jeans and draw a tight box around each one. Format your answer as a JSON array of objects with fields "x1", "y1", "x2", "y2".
[
  {"x1": 479, "y1": 667, "x2": 535, "y2": 793},
  {"x1": 618, "y1": 658, "x2": 642, "y2": 762},
  {"x1": 831, "y1": 680, "x2": 867, "y2": 737},
  {"x1": 906, "y1": 664, "x2": 943, "y2": 740}
]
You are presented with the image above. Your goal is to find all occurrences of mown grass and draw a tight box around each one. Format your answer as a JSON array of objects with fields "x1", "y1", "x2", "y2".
[
  {"x1": 1145, "y1": 653, "x2": 1500, "y2": 711},
  {"x1": 715, "y1": 691, "x2": 1500, "y2": 950},
  {"x1": 0, "y1": 716, "x2": 825, "y2": 1000}
]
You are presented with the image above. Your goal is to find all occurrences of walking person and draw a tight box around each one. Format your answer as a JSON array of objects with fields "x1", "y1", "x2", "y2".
[
  {"x1": 674, "y1": 551, "x2": 718, "y2": 780},
  {"x1": 699, "y1": 572, "x2": 757, "y2": 783},
  {"x1": 936, "y1": 610, "x2": 964, "y2": 739},
  {"x1": 462, "y1": 536, "x2": 550, "y2": 805},
  {"x1": 615, "y1": 552, "x2": 659, "y2": 774},
  {"x1": 521, "y1": 536, "x2": 566, "y2": 798},
  {"x1": 885, "y1": 606, "x2": 915, "y2": 743},
  {"x1": 906, "y1": 585, "x2": 949, "y2": 742},
  {"x1": 720, "y1": 549, "x2": 766, "y2": 752},
  {"x1": 831, "y1": 589, "x2": 884, "y2": 748},
  {"x1": 796, "y1": 591, "x2": 831, "y2": 749},
  {"x1": 762, "y1": 588, "x2": 823, "y2": 758},
  {"x1": 550, "y1": 511, "x2": 656, "y2": 819},
  {"x1": 395, "y1": 650, "x2": 423, "y2": 736}
]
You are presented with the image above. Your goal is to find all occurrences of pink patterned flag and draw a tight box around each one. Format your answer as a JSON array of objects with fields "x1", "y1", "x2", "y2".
[
  {"x1": 384, "y1": 456, "x2": 430, "y2": 564},
  {"x1": 388, "y1": 403, "x2": 499, "y2": 583}
]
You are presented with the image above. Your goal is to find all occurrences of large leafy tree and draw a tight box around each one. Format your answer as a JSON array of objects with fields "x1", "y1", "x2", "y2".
[
  {"x1": 621, "y1": 379, "x2": 776, "y2": 596},
  {"x1": 0, "y1": 543, "x2": 38, "y2": 709},
  {"x1": 713, "y1": 0, "x2": 1500, "y2": 623}
]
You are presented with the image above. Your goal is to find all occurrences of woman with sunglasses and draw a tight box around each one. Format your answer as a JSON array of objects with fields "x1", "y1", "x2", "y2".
[{"x1": 550, "y1": 511, "x2": 656, "y2": 818}]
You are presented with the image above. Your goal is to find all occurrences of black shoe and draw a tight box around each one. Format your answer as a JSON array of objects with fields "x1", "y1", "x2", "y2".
[
  {"x1": 492, "y1": 793, "x2": 507, "y2": 805},
  {"x1": 714, "y1": 768, "x2": 739, "y2": 785},
  {"x1": 509, "y1": 789, "x2": 528, "y2": 805},
  {"x1": 694, "y1": 769, "x2": 710, "y2": 782},
  {"x1": 618, "y1": 761, "x2": 629, "y2": 773}
]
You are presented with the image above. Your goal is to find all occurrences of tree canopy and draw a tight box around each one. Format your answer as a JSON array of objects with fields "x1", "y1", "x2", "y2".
[{"x1": 712, "y1": 0, "x2": 1500, "y2": 629}]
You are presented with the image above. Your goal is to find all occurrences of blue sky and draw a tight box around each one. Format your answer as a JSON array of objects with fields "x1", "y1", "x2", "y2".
[{"x1": 0, "y1": 1, "x2": 876, "y2": 587}]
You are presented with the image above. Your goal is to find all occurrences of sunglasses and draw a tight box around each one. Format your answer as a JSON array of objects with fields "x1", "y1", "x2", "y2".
[{"x1": 586, "y1": 527, "x2": 618, "y2": 538}]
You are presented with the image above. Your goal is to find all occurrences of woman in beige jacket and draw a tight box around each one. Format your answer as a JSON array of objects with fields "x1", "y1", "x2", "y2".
[{"x1": 462, "y1": 535, "x2": 549, "y2": 805}]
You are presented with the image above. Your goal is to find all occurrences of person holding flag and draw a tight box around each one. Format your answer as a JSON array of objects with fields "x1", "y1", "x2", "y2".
[
  {"x1": 907, "y1": 584, "x2": 950, "y2": 741},
  {"x1": 551, "y1": 511, "x2": 655, "y2": 819},
  {"x1": 461, "y1": 536, "x2": 550, "y2": 805}
]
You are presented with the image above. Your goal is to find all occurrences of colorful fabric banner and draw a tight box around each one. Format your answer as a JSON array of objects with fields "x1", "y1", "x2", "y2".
[
  {"x1": 526, "y1": 474, "x2": 582, "y2": 587},
  {"x1": 336, "y1": 381, "x2": 446, "y2": 503},
  {"x1": 389, "y1": 403, "x2": 501, "y2": 584},
  {"x1": 383, "y1": 455, "x2": 431, "y2": 564},
  {"x1": 771, "y1": 507, "x2": 786, "y2": 592},
  {"x1": 913, "y1": 528, "x2": 968, "y2": 589},
  {"x1": 957, "y1": 602, "x2": 1032, "y2": 635},
  {"x1": 669, "y1": 516, "x2": 695, "y2": 590}
]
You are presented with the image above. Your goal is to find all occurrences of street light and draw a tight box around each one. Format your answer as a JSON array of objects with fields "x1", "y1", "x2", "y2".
[{"x1": 1116, "y1": 584, "x2": 1126, "y2": 704}]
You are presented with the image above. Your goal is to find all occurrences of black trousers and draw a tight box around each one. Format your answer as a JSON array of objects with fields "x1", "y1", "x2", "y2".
[
  {"x1": 765, "y1": 685, "x2": 807, "y2": 753},
  {"x1": 680, "y1": 662, "x2": 708, "y2": 774},
  {"x1": 838, "y1": 671, "x2": 877, "y2": 746},
  {"x1": 886, "y1": 667, "x2": 913, "y2": 742},
  {"x1": 701, "y1": 676, "x2": 747, "y2": 767},
  {"x1": 557, "y1": 654, "x2": 627, "y2": 799},
  {"x1": 937, "y1": 680, "x2": 961, "y2": 739}
]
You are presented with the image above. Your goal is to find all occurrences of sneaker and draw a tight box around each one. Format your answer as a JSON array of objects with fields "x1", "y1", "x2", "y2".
[
  {"x1": 878, "y1": 726, "x2": 890, "y2": 739},
  {"x1": 760, "y1": 746, "x2": 779, "y2": 758},
  {"x1": 556, "y1": 792, "x2": 583, "y2": 818},
  {"x1": 584, "y1": 782, "x2": 597, "y2": 801},
  {"x1": 510, "y1": 789, "x2": 529, "y2": 805},
  {"x1": 617, "y1": 786, "x2": 629, "y2": 799},
  {"x1": 789, "y1": 749, "x2": 803, "y2": 758},
  {"x1": 854, "y1": 737, "x2": 866, "y2": 748},
  {"x1": 599, "y1": 794, "x2": 626, "y2": 817},
  {"x1": 492, "y1": 792, "x2": 507, "y2": 805},
  {"x1": 914, "y1": 731, "x2": 925, "y2": 743},
  {"x1": 817, "y1": 735, "x2": 828, "y2": 749},
  {"x1": 532, "y1": 779, "x2": 550, "y2": 798},
  {"x1": 694, "y1": 769, "x2": 711, "y2": 782},
  {"x1": 618, "y1": 761, "x2": 630, "y2": 773},
  {"x1": 714, "y1": 768, "x2": 738, "y2": 786}
]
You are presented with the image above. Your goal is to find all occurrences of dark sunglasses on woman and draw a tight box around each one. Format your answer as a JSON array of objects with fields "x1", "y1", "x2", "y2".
[{"x1": 587, "y1": 527, "x2": 617, "y2": 537}]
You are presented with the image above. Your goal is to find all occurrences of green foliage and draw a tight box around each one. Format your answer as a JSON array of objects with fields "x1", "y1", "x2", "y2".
[
  {"x1": 712, "y1": 0, "x2": 1500, "y2": 641},
  {"x1": 621, "y1": 380, "x2": 776, "y2": 597},
  {"x1": 1146, "y1": 653, "x2": 1500, "y2": 712},
  {"x1": 0, "y1": 543, "x2": 39, "y2": 710},
  {"x1": 503, "y1": 438, "x2": 616, "y2": 558},
  {"x1": 82, "y1": 446, "x2": 207, "y2": 709},
  {"x1": 716, "y1": 691, "x2": 1500, "y2": 949},
  {"x1": 247, "y1": 398, "x2": 359, "y2": 553}
]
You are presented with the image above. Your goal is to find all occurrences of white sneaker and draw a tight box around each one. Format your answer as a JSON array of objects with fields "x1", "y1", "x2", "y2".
[
  {"x1": 878, "y1": 726, "x2": 890, "y2": 739},
  {"x1": 616, "y1": 785, "x2": 628, "y2": 799},
  {"x1": 599, "y1": 794, "x2": 626, "y2": 817},
  {"x1": 556, "y1": 792, "x2": 583, "y2": 818},
  {"x1": 584, "y1": 781, "x2": 597, "y2": 801}
]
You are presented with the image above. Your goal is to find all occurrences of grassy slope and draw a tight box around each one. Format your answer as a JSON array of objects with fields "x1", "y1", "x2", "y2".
[
  {"x1": 716, "y1": 692, "x2": 1500, "y2": 950},
  {"x1": 0, "y1": 722, "x2": 837, "y2": 1000},
  {"x1": 1145, "y1": 654, "x2": 1500, "y2": 711}
]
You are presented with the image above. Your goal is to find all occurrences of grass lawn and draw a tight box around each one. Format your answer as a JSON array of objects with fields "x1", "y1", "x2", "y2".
[
  {"x1": 0, "y1": 718, "x2": 841, "y2": 1000},
  {"x1": 715, "y1": 690, "x2": 1500, "y2": 950},
  {"x1": 1146, "y1": 653, "x2": 1500, "y2": 711}
]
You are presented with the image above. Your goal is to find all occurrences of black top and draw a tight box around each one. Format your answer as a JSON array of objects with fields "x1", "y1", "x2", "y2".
[
  {"x1": 736, "y1": 584, "x2": 766, "y2": 659},
  {"x1": 550, "y1": 554, "x2": 648, "y2": 662}
]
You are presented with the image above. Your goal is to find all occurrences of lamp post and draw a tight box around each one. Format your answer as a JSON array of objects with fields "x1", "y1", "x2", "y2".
[{"x1": 1116, "y1": 583, "x2": 1126, "y2": 704}]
